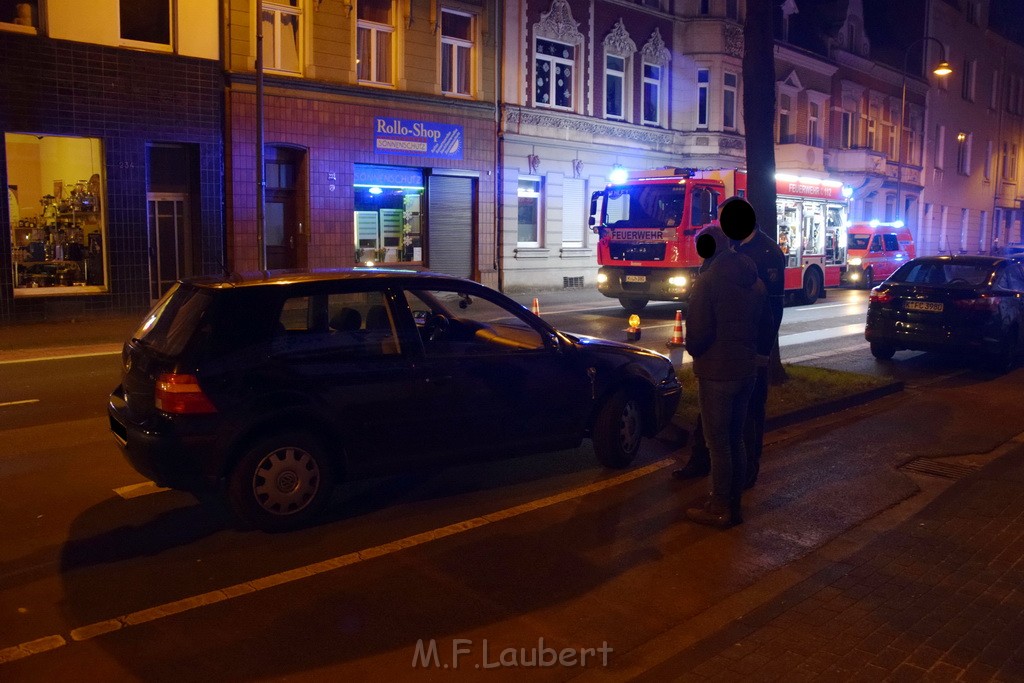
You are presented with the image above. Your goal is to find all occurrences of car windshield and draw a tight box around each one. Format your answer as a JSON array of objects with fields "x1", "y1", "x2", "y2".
[
  {"x1": 131, "y1": 283, "x2": 213, "y2": 356},
  {"x1": 848, "y1": 235, "x2": 870, "y2": 250},
  {"x1": 890, "y1": 261, "x2": 993, "y2": 287}
]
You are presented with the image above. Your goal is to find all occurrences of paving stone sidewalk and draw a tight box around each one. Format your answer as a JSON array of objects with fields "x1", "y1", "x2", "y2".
[{"x1": 634, "y1": 450, "x2": 1024, "y2": 682}]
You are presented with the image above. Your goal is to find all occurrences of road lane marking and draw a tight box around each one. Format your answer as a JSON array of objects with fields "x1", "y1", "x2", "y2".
[
  {"x1": 0, "y1": 399, "x2": 39, "y2": 408},
  {"x1": 1, "y1": 457, "x2": 675, "y2": 664},
  {"x1": 779, "y1": 324, "x2": 865, "y2": 346},
  {"x1": 0, "y1": 350, "x2": 121, "y2": 365},
  {"x1": 114, "y1": 482, "x2": 171, "y2": 499}
]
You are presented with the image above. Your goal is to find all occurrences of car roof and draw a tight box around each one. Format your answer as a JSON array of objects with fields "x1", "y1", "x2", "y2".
[
  {"x1": 186, "y1": 267, "x2": 470, "y2": 289},
  {"x1": 908, "y1": 255, "x2": 1005, "y2": 266}
]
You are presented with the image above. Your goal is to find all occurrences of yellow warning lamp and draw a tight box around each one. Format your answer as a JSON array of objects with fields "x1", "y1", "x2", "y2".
[{"x1": 626, "y1": 314, "x2": 642, "y2": 342}]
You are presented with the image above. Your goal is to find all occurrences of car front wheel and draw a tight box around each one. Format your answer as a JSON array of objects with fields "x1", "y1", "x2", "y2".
[
  {"x1": 228, "y1": 432, "x2": 335, "y2": 531},
  {"x1": 593, "y1": 390, "x2": 644, "y2": 469}
]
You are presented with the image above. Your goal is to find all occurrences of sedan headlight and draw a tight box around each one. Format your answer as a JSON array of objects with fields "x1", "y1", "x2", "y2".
[
  {"x1": 668, "y1": 276, "x2": 688, "y2": 287},
  {"x1": 848, "y1": 257, "x2": 862, "y2": 266}
]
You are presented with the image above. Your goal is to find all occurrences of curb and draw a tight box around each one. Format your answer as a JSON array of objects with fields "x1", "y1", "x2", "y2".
[
  {"x1": 764, "y1": 380, "x2": 905, "y2": 432},
  {"x1": 660, "y1": 380, "x2": 905, "y2": 448}
]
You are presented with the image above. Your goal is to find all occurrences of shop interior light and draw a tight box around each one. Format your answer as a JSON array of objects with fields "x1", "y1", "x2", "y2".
[
  {"x1": 368, "y1": 187, "x2": 383, "y2": 195},
  {"x1": 353, "y1": 184, "x2": 425, "y2": 191}
]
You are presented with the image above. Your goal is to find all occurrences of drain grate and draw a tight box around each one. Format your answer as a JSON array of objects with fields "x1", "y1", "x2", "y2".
[
  {"x1": 900, "y1": 458, "x2": 979, "y2": 480},
  {"x1": 563, "y1": 276, "x2": 585, "y2": 289}
]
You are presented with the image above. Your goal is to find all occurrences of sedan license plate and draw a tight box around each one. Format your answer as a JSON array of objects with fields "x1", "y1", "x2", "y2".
[
  {"x1": 625, "y1": 275, "x2": 647, "y2": 283},
  {"x1": 905, "y1": 300, "x2": 943, "y2": 313}
]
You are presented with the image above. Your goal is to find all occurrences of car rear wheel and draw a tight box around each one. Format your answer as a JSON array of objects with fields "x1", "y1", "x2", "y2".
[
  {"x1": 228, "y1": 432, "x2": 335, "y2": 531},
  {"x1": 990, "y1": 328, "x2": 1019, "y2": 373},
  {"x1": 593, "y1": 390, "x2": 643, "y2": 469},
  {"x1": 618, "y1": 297, "x2": 648, "y2": 314},
  {"x1": 799, "y1": 269, "x2": 823, "y2": 305},
  {"x1": 870, "y1": 342, "x2": 897, "y2": 361}
]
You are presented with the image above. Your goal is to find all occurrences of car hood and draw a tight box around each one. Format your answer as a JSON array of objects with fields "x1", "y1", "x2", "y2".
[{"x1": 563, "y1": 331, "x2": 671, "y2": 362}]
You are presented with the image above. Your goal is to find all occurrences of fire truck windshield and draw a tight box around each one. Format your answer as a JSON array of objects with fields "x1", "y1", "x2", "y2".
[{"x1": 604, "y1": 185, "x2": 688, "y2": 228}]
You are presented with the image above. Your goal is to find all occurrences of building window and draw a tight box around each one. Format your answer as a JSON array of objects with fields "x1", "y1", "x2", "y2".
[
  {"x1": 991, "y1": 70, "x2": 999, "y2": 110},
  {"x1": 121, "y1": 0, "x2": 172, "y2": 48},
  {"x1": 778, "y1": 93, "x2": 792, "y2": 143},
  {"x1": 725, "y1": 0, "x2": 738, "y2": 20},
  {"x1": 957, "y1": 132, "x2": 972, "y2": 175},
  {"x1": 353, "y1": 165, "x2": 424, "y2": 264},
  {"x1": 697, "y1": 68, "x2": 710, "y2": 128},
  {"x1": 605, "y1": 54, "x2": 626, "y2": 120},
  {"x1": 1, "y1": 0, "x2": 38, "y2": 31},
  {"x1": 639, "y1": 0, "x2": 662, "y2": 9},
  {"x1": 962, "y1": 59, "x2": 975, "y2": 101},
  {"x1": 699, "y1": 0, "x2": 710, "y2": 14},
  {"x1": 535, "y1": 38, "x2": 575, "y2": 109},
  {"x1": 841, "y1": 111, "x2": 853, "y2": 149},
  {"x1": 262, "y1": 0, "x2": 302, "y2": 73},
  {"x1": 935, "y1": 125, "x2": 945, "y2": 170},
  {"x1": 358, "y1": 0, "x2": 394, "y2": 85},
  {"x1": 517, "y1": 178, "x2": 542, "y2": 247},
  {"x1": 7, "y1": 133, "x2": 108, "y2": 295},
  {"x1": 562, "y1": 178, "x2": 586, "y2": 247},
  {"x1": 808, "y1": 101, "x2": 820, "y2": 146},
  {"x1": 1003, "y1": 142, "x2": 1018, "y2": 181},
  {"x1": 985, "y1": 140, "x2": 993, "y2": 180},
  {"x1": 723, "y1": 71, "x2": 737, "y2": 130},
  {"x1": 642, "y1": 62, "x2": 662, "y2": 125},
  {"x1": 441, "y1": 10, "x2": 473, "y2": 96}
]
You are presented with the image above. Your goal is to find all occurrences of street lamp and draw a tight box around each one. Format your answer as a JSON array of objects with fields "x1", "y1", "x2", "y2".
[{"x1": 895, "y1": 36, "x2": 952, "y2": 224}]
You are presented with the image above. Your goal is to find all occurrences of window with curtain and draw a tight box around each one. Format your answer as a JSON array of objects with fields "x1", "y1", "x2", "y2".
[
  {"x1": 358, "y1": 0, "x2": 394, "y2": 84},
  {"x1": 262, "y1": 0, "x2": 302, "y2": 73},
  {"x1": 441, "y1": 9, "x2": 473, "y2": 96}
]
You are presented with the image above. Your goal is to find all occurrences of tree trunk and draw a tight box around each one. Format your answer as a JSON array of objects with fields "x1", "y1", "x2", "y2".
[{"x1": 745, "y1": 0, "x2": 788, "y2": 384}]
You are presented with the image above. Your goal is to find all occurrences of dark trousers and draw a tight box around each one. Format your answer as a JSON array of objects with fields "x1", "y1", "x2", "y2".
[{"x1": 689, "y1": 366, "x2": 769, "y2": 485}]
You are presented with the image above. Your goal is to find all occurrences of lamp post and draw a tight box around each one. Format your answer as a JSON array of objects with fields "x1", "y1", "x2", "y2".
[{"x1": 895, "y1": 36, "x2": 952, "y2": 224}]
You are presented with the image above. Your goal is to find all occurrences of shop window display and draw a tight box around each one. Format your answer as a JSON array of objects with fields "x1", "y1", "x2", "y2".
[
  {"x1": 353, "y1": 165, "x2": 424, "y2": 265},
  {"x1": 7, "y1": 134, "x2": 108, "y2": 295}
]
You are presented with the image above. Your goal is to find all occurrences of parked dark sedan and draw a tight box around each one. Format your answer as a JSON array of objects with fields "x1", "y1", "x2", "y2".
[
  {"x1": 108, "y1": 268, "x2": 682, "y2": 530},
  {"x1": 865, "y1": 255, "x2": 1024, "y2": 368}
]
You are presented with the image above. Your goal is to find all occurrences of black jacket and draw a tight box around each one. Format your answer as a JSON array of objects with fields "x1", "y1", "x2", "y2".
[
  {"x1": 686, "y1": 244, "x2": 773, "y2": 381},
  {"x1": 736, "y1": 228, "x2": 786, "y2": 339}
]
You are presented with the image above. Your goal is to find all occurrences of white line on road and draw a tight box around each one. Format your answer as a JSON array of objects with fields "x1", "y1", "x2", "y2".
[
  {"x1": 0, "y1": 457, "x2": 676, "y2": 665},
  {"x1": 0, "y1": 350, "x2": 120, "y2": 365},
  {"x1": 114, "y1": 482, "x2": 171, "y2": 499},
  {"x1": 778, "y1": 324, "x2": 865, "y2": 346},
  {"x1": 0, "y1": 399, "x2": 40, "y2": 408}
]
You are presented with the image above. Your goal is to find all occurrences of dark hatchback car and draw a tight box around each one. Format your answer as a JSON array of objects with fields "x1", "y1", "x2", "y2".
[
  {"x1": 109, "y1": 269, "x2": 682, "y2": 530},
  {"x1": 865, "y1": 255, "x2": 1024, "y2": 368}
]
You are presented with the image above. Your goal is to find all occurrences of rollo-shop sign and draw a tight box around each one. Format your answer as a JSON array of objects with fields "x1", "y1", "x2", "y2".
[{"x1": 374, "y1": 118, "x2": 463, "y2": 159}]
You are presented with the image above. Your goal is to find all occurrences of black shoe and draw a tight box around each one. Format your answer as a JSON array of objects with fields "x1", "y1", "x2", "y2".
[
  {"x1": 671, "y1": 461, "x2": 710, "y2": 480},
  {"x1": 685, "y1": 495, "x2": 740, "y2": 528}
]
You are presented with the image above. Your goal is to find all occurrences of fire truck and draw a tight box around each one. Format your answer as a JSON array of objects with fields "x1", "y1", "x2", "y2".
[{"x1": 590, "y1": 168, "x2": 850, "y2": 312}]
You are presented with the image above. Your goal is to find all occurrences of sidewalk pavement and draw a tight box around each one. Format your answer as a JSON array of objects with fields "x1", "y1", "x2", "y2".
[{"x1": 4, "y1": 295, "x2": 1024, "y2": 681}]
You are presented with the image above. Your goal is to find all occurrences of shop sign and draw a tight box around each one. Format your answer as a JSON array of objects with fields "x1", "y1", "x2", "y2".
[{"x1": 374, "y1": 118, "x2": 463, "y2": 160}]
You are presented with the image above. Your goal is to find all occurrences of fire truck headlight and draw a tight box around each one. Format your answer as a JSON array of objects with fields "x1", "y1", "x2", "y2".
[
  {"x1": 668, "y1": 276, "x2": 688, "y2": 287},
  {"x1": 597, "y1": 273, "x2": 609, "y2": 284},
  {"x1": 849, "y1": 257, "x2": 862, "y2": 266}
]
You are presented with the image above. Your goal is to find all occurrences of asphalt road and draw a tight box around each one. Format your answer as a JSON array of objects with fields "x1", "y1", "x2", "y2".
[{"x1": 1, "y1": 288, "x2": 1020, "y2": 680}]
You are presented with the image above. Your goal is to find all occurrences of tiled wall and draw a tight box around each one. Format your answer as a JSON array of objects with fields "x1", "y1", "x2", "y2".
[
  {"x1": 0, "y1": 32, "x2": 224, "y2": 323},
  {"x1": 226, "y1": 89, "x2": 497, "y2": 286}
]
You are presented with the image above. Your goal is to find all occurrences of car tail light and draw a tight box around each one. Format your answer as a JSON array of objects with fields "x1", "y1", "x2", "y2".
[
  {"x1": 155, "y1": 373, "x2": 217, "y2": 414},
  {"x1": 869, "y1": 288, "x2": 892, "y2": 304}
]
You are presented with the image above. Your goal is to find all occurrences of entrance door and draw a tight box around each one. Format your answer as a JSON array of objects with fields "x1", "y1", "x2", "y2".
[
  {"x1": 265, "y1": 147, "x2": 303, "y2": 270},
  {"x1": 147, "y1": 193, "x2": 189, "y2": 300}
]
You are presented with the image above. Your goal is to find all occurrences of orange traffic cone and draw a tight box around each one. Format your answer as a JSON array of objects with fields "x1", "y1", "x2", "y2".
[
  {"x1": 531, "y1": 297, "x2": 541, "y2": 316},
  {"x1": 670, "y1": 310, "x2": 684, "y2": 345}
]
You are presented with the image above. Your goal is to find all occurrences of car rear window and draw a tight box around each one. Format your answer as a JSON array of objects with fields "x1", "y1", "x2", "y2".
[
  {"x1": 891, "y1": 261, "x2": 993, "y2": 287},
  {"x1": 132, "y1": 283, "x2": 213, "y2": 357}
]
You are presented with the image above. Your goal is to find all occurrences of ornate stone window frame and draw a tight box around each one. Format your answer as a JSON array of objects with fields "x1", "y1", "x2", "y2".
[
  {"x1": 603, "y1": 19, "x2": 636, "y2": 122},
  {"x1": 532, "y1": 0, "x2": 584, "y2": 112},
  {"x1": 640, "y1": 28, "x2": 670, "y2": 127}
]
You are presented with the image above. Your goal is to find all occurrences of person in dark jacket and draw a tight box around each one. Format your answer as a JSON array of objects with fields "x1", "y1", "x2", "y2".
[
  {"x1": 684, "y1": 224, "x2": 773, "y2": 527},
  {"x1": 673, "y1": 197, "x2": 783, "y2": 488}
]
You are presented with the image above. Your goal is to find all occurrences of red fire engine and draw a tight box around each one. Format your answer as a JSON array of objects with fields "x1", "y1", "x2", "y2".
[{"x1": 590, "y1": 168, "x2": 850, "y2": 312}]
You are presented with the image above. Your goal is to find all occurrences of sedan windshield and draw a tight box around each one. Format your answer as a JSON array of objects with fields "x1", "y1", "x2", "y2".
[{"x1": 890, "y1": 261, "x2": 993, "y2": 287}]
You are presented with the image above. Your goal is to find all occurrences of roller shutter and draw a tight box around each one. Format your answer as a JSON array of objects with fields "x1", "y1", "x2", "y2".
[{"x1": 427, "y1": 175, "x2": 474, "y2": 278}]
